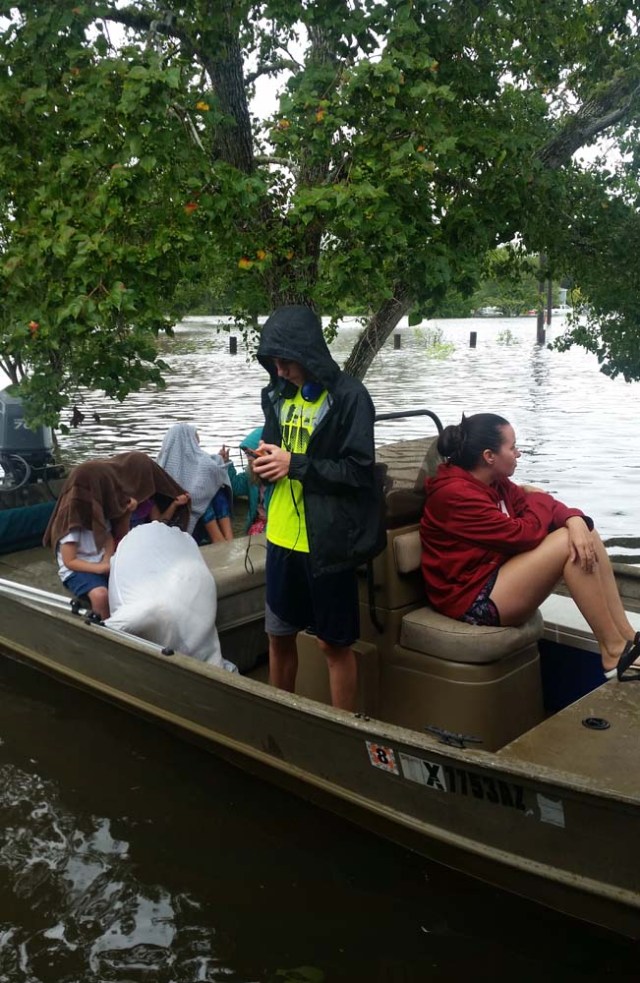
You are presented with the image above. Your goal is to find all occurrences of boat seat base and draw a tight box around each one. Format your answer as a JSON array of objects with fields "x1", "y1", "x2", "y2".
[
  {"x1": 295, "y1": 630, "x2": 379, "y2": 715},
  {"x1": 383, "y1": 604, "x2": 545, "y2": 749},
  {"x1": 200, "y1": 536, "x2": 267, "y2": 672},
  {"x1": 383, "y1": 641, "x2": 544, "y2": 751}
]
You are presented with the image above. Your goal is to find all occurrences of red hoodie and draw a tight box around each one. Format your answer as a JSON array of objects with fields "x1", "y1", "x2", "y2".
[{"x1": 420, "y1": 463, "x2": 591, "y2": 619}]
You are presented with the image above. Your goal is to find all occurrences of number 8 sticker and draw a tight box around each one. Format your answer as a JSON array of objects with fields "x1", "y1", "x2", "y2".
[{"x1": 366, "y1": 741, "x2": 399, "y2": 774}]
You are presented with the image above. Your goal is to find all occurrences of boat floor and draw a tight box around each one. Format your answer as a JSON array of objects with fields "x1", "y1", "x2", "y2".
[
  {"x1": 3, "y1": 545, "x2": 640, "y2": 808},
  {"x1": 0, "y1": 545, "x2": 62, "y2": 594}
]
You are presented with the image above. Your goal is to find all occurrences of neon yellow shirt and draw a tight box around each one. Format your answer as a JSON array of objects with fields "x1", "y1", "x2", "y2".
[{"x1": 267, "y1": 388, "x2": 328, "y2": 552}]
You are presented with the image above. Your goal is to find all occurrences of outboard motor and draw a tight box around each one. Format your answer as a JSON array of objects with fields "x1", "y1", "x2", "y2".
[{"x1": 0, "y1": 389, "x2": 56, "y2": 489}]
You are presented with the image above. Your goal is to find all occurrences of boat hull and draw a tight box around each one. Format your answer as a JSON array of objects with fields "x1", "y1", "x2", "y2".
[{"x1": 0, "y1": 593, "x2": 638, "y2": 940}]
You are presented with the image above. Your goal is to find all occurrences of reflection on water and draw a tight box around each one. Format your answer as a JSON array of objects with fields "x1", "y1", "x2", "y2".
[
  {"x1": 0, "y1": 657, "x2": 638, "y2": 982},
  {"x1": 54, "y1": 315, "x2": 640, "y2": 541}
]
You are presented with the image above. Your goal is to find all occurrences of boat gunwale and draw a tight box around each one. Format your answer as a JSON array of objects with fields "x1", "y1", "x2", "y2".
[{"x1": 0, "y1": 590, "x2": 638, "y2": 811}]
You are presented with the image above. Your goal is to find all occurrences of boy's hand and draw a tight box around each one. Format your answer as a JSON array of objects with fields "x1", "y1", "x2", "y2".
[{"x1": 252, "y1": 443, "x2": 291, "y2": 481}]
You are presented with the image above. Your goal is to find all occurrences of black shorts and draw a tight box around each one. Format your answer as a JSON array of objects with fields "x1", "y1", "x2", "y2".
[{"x1": 265, "y1": 542, "x2": 359, "y2": 647}]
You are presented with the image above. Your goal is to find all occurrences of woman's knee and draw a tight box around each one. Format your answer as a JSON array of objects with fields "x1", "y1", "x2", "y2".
[{"x1": 546, "y1": 526, "x2": 573, "y2": 560}]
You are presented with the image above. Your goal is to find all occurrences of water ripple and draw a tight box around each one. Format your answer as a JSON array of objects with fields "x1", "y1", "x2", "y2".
[
  {"x1": 0, "y1": 764, "x2": 228, "y2": 982},
  {"x1": 19, "y1": 314, "x2": 640, "y2": 541}
]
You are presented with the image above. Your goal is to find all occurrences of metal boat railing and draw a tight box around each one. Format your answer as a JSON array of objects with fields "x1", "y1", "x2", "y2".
[
  {"x1": 0, "y1": 577, "x2": 178, "y2": 659},
  {"x1": 375, "y1": 408, "x2": 443, "y2": 433}
]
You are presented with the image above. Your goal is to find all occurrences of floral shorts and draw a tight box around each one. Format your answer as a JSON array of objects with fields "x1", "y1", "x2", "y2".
[{"x1": 461, "y1": 570, "x2": 501, "y2": 627}]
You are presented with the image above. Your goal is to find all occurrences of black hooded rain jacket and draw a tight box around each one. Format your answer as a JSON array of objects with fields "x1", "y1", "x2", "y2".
[{"x1": 257, "y1": 305, "x2": 382, "y2": 576}]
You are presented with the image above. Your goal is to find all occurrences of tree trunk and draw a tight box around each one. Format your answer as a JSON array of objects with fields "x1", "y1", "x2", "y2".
[
  {"x1": 343, "y1": 287, "x2": 413, "y2": 380},
  {"x1": 202, "y1": 32, "x2": 255, "y2": 174},
  {"x1": 0, "y1": 358, "x2": 23, "y2": 386}
]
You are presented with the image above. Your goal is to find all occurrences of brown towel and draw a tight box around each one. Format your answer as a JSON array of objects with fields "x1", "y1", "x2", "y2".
[{"x1": 44, "y1": 452, "x2": 190, "y2": 550}]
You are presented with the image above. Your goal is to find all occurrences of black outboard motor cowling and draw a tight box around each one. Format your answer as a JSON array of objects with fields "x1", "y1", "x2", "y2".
[{"x1": 0, "y1": 389, "x2": 55, "y2": 475}]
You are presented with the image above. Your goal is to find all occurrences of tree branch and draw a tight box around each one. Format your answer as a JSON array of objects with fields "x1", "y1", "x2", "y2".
[
  {"x1": 246, "y1": 59, "x2": 299, "y2": 85},
  {"x1": 343, "y1": 286, "x2": 413, "y2": 379},
  {"x1": 254, "y1": 154, "x2": 300, "y2": 179},
  {"x1": 537, "y1": 73, "x2": 640, "y2": 170},
  {"x1": 93, "y1": 3, "x2": 255, "y2": 174}
]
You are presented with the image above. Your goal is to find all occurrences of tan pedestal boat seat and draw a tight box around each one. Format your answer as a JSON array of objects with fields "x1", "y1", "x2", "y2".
[{"x1": 376, "y1": 529, "x2": 546, "y2": 751}]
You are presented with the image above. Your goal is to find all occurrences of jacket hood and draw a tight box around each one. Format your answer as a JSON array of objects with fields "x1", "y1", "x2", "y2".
[
  {"x1": 427, "y1": 462, "x2": 501, "y2": 500},
  {"x1": 257, "y1": 305, "x2": 341, "y2": 390}
]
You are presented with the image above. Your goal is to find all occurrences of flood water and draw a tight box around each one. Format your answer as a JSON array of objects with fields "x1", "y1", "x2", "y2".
[
  {"x1": 55, "y1": 314, "x2": 640, "y2": 548},
  {"x1": 1, "y1": 657, "x2": 638, "y2": 982},
  {"x1": 2, "y1": 315, "x2": 640, "y2": 980}
]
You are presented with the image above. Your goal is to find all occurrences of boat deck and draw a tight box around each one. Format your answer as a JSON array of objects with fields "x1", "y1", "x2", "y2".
[
  {"x1": 498, "y1": 680, "x2": 640, "y2": 802},
  {"x1": 0, "y1": 544, "x2": 61, "y2": 594},
  {"x1": 496, "y1": 593, "x2": 640, "y2": 801}
]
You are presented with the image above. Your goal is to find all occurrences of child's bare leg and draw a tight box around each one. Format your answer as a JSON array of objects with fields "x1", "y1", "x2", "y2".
[
  {"x1": 204, "y1": 519, "x2": 225, "y2": 543},
  {"x1": 217, "y1": 516, "x2": 234, "y2": 541},
  {"x1": 88, "y1": 586, "x2": 109, "y2": 620}
]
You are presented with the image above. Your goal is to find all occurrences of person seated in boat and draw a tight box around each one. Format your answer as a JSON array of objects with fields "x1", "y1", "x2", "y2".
[
  {"x1": 106, "y1": 522, "x2": 236, "y2": 670},
  {"x1": 227, "y1": 426, "x2": 271, "y2": 535},
  {"x1": 43, "y1": 452, "x2": 191, "y2": 617},
  {"x1": 101, "y1": 450, "x2": 192, "y2": 543},
  {"x1": 420, "y1": 413, "x2": 640, "y2": 681},
  {"x1": 157, "y1": 423, "x2": 233, "y2": 543},
  {"x1": 43, "y1": 461, "x2": 139, "y2": 620}
]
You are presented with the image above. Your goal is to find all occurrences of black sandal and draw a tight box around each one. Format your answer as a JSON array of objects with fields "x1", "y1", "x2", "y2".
[{"x1": 605, "y1": 640, "x2": 640, "y2": 682}]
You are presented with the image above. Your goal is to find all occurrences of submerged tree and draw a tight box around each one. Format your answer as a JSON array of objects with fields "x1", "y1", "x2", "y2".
[{"x1": 0, "y1": 0, "x2": 639, "y2": 423}]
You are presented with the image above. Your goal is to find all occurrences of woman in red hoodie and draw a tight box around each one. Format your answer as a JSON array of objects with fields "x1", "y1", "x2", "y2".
[{"x1": 420, "y1": 413, "x2": 639, "y2": 681}]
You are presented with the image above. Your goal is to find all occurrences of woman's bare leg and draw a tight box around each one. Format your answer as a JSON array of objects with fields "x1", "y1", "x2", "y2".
[
  {"x1": 490, "y1": 528, "x2": 570, "y2": 622},
  {"x1": 204, "y1": 519, "x2": 225, "y2": 543},
  {"x1": 591, "y1": 531, "x2": 635, "y2": 640},
  {"x1": 490, "y1": 528, "x2": 628, "y2": 671}
]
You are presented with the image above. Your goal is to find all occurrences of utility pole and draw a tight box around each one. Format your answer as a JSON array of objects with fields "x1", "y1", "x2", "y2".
[{"x1": 537, "y1": 253, "x2": 547, "y2": 345}]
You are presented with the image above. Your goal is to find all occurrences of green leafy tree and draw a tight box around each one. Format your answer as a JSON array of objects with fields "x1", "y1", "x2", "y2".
[
  {"x1": 468, "y1": 248, "x2": 557, "y2": 317},
  {"x1": 1, "y1": 1, "x2": 639, "y2": 424},
  {"x1": 542, "y1": 160, "x2": 640, "y2": 380}
]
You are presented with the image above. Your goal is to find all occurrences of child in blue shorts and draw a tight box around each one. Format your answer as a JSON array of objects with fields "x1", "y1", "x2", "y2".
[
  {"x1": 57, "y1": 524, "x2": 114, "y2": 620},
  {"x1": 44, "y1": 460, "x2": 140, "y2": 620}
]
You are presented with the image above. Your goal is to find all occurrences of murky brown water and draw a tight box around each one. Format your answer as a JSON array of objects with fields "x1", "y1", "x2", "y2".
[{"x1": 1, "y1": 316, "x2": 639, "y2": 979}]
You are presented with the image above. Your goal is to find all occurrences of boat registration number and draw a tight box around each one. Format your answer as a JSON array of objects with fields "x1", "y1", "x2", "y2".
[
  {"x1": 364, "y1": 745, "x2": 566, "y2": 827},
  {"x1": 399, "y1": 752, "x2": 527, "y2": 811}
]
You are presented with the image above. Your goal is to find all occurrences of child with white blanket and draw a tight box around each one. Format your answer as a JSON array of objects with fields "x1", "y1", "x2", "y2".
[{"x1": 106, "y1": 522, "x2": 236, "y2": 671}]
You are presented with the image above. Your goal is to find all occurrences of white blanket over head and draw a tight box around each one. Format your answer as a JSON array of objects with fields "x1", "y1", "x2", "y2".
[{"x1": 106, "y1": 522, "x2": 226, "y2": 667}]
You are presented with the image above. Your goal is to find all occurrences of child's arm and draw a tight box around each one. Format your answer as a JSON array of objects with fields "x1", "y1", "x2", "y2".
[
  {"x1": 111, "y1": 497, "x2": 139, "y2": 544},
  {"x1": 151, "y1": 492, "x2": 191, "y2": 523},
  {"x1": 60, "y1": 542, "x2": 110, "y2": 575},
  {"x1": 102, "y1": 532, "x2": 115, "y2": 563}
]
